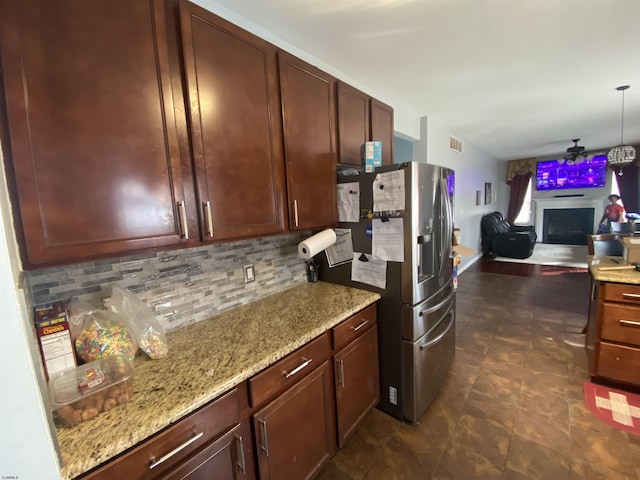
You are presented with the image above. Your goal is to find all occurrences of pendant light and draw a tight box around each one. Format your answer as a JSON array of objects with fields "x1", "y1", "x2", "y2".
[{"x1": 607, "y1": 85, "x2": 636, "y2": 176}]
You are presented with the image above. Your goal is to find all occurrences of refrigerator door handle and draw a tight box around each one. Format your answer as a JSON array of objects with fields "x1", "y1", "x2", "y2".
[
  {"x1": 418, "y1": 290, "x2": 455, "y2": 317},
  {"x1": 418, "y1": 310, "x2": 455, "y2": 350}
]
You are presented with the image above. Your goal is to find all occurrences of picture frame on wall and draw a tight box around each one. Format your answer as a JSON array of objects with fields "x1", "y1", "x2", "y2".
[
  {"x1": 484, "y1": 182, "x2": 492, "y2": 205},
  {"x1": 476, "y1": 190, "x2": 482, "y2": 206}
]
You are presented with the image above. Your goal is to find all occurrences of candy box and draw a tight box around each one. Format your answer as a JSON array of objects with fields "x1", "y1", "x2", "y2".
[
  {"x1": 34, "y1": 301, "x2": 77, "y2": 379},
  {"x1": 49, "y1": 353, "x2": 135, "y2": 428}
]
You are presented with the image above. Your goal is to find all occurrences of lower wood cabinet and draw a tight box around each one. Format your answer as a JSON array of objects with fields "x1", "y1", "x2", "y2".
[
  {"x1": 586, "y1": 279, "x2": 640, "y2": 387},
  {"x1": 157, "y1": 421, "x2": 254, "y2": 480},
  {"x1": 81, "y1": 386, "x2": 254, "y2": 480},
  {"x1": 252, "y1": 361, "x2": 336, "y2": 480},
  {"x1": 334, "y1": 324, "x2": 379, "y2": 447}
]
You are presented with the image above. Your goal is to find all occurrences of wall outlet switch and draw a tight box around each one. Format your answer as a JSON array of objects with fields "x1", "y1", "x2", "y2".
[
  {"x1": 243, "y1": 264, "x2": 255, "y2": 283},
  {"x1": 389, "y1": 386, "x2": 398, "y2": 405}
]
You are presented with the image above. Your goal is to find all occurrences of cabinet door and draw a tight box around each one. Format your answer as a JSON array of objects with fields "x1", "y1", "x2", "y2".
[
  {"x1": 158, "y1": 422, "x2": 255, "y2": 480},
  {"x1": 370, "y1": 98, "x2": 394, "y2": 166},
  {"x1": 178, "y1": 1, "x2": 286, "y2": 241},
  {"x1": 253, "y1": 361, "x2": 336, "y2": 480},
  {"x1": 0, "y1": 0, "x2": 188, "y2": 268},
  {"x1": 278, "y1": 52, "x2": 337, "y2": 230},
  {"x1": 336, "y1": 81, "x2": 369, "y2": 167},
  {"x1": 334, "y1": 325, "x2": 379, "y2": 447}
]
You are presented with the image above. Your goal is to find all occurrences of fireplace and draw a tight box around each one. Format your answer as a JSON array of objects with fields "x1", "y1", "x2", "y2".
[
  {"x1": 543, "y1": 208, "x2": 594, "y2": 245},
  {"x1": 533, "y1": 196, "x2": 603, "y2": 244}
]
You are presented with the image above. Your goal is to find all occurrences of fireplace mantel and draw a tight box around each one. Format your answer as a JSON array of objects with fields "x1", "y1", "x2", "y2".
[{"x1": 533, "y1": 197, "x2": 604, "y2": 238}]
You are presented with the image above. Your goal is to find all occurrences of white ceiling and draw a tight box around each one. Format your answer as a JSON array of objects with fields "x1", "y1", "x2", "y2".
[{"x1": 210, "y1": 0, "x2": 640, "y2": 161}]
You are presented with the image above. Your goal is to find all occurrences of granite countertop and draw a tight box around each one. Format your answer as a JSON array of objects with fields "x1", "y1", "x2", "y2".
[
  {"x1": 587, "y1": 255, "x2": 640, "y2": 284},
  {"x1": 56, "y1": 281, "x2": 380, "y2": 480}
]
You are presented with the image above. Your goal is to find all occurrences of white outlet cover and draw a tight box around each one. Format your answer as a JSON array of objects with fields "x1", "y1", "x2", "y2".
[{"x1": 243, "y1": 264, "x2": 255, "y2": 283}]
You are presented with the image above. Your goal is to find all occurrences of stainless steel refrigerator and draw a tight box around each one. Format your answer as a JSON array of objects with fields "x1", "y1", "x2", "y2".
[{"x1": 318, "y1": 161, "x2": 456, "y2": 423}]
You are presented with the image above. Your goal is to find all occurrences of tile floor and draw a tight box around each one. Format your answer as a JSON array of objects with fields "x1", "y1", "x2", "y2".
[{"x1": 316, "y1": 268, "x2": 640, "y2": 479}]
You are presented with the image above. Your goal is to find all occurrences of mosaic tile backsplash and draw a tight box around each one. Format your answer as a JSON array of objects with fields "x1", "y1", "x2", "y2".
[{"x1": 26, "y1": 233, "x2": 310, "y2": 332}]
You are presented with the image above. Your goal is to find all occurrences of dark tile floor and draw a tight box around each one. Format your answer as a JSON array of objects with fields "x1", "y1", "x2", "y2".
[{"x1": 316, "y1": 264, "x2": 640, "y2": 479}]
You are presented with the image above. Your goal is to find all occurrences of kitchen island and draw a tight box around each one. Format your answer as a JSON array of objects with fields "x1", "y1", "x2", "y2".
[
  {"x1": 56, "y1": 281, "x2": 380, "y2": 480},
  {"x1": 585, "y1": 256, "x2": 640, "y2": 388}
]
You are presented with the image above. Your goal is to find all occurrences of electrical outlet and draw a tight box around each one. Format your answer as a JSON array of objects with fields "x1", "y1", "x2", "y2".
[
  {"x1": 243, "y1": 264, "x2": 255, "y2": 283},
  {"x1": 389, "y1": 386, "x2": 398, "y2": 405}
]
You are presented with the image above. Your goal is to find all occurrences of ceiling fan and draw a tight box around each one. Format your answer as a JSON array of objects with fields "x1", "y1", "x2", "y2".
[{"x1": 564, "y1": 138, "x2": 586, "y2": 164}]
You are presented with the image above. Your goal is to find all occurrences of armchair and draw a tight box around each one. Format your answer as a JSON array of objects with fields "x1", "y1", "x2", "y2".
[{"x1": 481, "y1": 211, "x2": 537, "y2": 259}]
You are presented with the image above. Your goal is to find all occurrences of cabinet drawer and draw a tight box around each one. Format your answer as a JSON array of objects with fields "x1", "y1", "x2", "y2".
[
  {"x1": 249, "y1": 332, "x2": 331, "y2": 407},
  {"x1": 596, "y1": 342, "x2": 640, "y2": 386},
  {"x1": 83, "y1": 385, "x2": 245, "y2": 480},
  {"x1": 332, "y1": 304, "x2": 376, "y2": 351},
  {"x1": 601, "y1": 303, "x2": 640, "y2": 347},
  {"x1": 603, "y1": 283, "x2": 640, "y2": 304}
]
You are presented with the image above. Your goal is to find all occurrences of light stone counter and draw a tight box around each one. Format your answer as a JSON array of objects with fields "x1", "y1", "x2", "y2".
[
  {"x1": 587, "y1": 256, "x2": 640, "y2": 284},
  {"x1": 57, "y1": 281, "x2": 380, "y2": 480}
]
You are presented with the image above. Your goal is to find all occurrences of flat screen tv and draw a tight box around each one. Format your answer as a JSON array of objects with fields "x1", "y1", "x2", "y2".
[{"x1": 535, "y1": 154, "x2": 607, "y2": 191}]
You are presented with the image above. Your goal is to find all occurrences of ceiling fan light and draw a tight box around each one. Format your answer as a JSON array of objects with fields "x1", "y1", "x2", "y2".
[{"x1": 607, "y1": 145, "x2": 636, "y2": 175}]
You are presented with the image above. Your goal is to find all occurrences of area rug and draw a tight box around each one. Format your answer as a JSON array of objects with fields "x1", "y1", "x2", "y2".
[
  {"x1": 494, "y1": 243, "x2": 588, "y2": 268},
  {"x1": 583, "y1": 381, "x2": 640, "y2": 435}
]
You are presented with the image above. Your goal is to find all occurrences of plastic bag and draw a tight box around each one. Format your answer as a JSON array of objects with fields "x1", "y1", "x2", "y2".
[
  {"x1": 68, "y1": 299, "x2": 138, "y2": 363},
  {"x1": 110, "y1": 286, "x2": 168, "y2": 359}
]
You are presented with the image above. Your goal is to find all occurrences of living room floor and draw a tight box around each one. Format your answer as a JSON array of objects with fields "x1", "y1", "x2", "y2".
[{"x1": 316, "y1": 260, "x2": 640, "y2": 480}]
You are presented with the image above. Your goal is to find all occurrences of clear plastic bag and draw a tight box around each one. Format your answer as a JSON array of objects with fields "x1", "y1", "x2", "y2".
[
  {"x1": 110, "y1": 286, "x2": 168, "y2": 359},
  {"x1": 68, "y1": 299, "x2": 138, "y2": 363}
]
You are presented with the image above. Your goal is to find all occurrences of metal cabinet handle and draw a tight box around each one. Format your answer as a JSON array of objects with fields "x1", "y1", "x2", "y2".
[
  {"x1": 258, "y1": 419, "x2": 269, "y2": 456},
  {"x1": 350, "y1": 319, "x2": 369, "y2": 332},
  {"x1": 234, "y1": 434, "x2": 246, "y2": 473},
  {"x1": 337, "y1": 359, "x2": 345, "y2": 387},
  {"x1": 620, "y1": 319, "x2": 640, "y2": 328},
  {"x1": 177, "y1": 201, "x2": 189, "y2": 240},
  {"x1": 293, "y1": 200, "x2": 299, "y2": 227},
  {"x1": 590, "y1": 283, "x2": 597, "y2": 302},
  {"x1": 203, "y1": 201, "x2": 214, "y2": 237},
  {"x1": 622, "y1": 293, "x2": 640, "y2": 300},
  {"x1": 283, "y1": 357, "x2": 312, "y2": 378},
  {"x1": 149, "y1": 431, "x2": 203, "y2": 470}
]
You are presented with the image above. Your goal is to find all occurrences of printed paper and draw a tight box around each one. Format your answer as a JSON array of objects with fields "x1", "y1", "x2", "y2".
[
  {"x1": 337, "y1": 182, "x2": 360, "y2": 223},
  {"x1": 372, "y1": 218, "x2": 404, "y2": 262}
]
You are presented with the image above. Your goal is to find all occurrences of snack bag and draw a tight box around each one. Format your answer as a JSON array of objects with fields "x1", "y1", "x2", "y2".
[
  {"x1": 110, "y1": 286, "x2": 168, "y2": 359},
  {"x1": 70, "y1": 306, "x2": 137, "y2": 363}
]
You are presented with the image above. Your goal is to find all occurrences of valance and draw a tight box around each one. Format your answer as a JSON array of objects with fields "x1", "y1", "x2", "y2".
[{"x1": 506, "y1": 158, "x2": 536, "y2": 184}]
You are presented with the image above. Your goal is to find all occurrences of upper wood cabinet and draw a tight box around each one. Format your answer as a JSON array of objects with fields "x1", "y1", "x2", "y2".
[
  {"x1": 0, "y1": 0, "x2": 189, "y2": 268},
  {"x1": 278, "y1": 52, "x2": 338, "y2": 230},
  {"x1": 336, "y1": 81, "x2": 370, "y2": 167},
  {"x1": 178, "y1": 1, "x2": 287, "y2": 241},
  {"x1": 370, "y1": 98, "x2": 394, "y2": 166}
]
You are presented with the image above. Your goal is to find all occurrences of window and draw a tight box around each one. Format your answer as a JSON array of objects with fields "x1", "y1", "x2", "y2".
[{"x1": 513, "y1": 178, "x2": 532, "y2": 225}]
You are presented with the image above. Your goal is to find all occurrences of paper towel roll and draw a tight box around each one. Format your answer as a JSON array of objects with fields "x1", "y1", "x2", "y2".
[{"x1": 298, "y1": 229, "x2": 337, "y2": 259}]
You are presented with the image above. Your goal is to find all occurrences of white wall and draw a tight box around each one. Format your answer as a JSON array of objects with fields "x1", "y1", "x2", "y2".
[
  {"x1": 413, "y1": 116, "x2": 507, "y2": 271},
  {"x1": 0, "y1": 145, "x2": 62, "y2": 480}
]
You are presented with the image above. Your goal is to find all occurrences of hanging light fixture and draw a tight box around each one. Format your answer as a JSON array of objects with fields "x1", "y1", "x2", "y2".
[{"x1": 607, "y1": 85, "x2": 636, "y2": 176}]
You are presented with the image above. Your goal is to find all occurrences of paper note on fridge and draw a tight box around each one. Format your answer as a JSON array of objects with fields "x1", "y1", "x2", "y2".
[
  {"x1": 372, "y1": 218, "x2": 404, "y2": 262},
  {"x1": 326, "y1": 228, "x2": 354, "y2": 267},
  {"x1": 351, "y1": 252, "x2": 387, "y2": 289},
  {"x1": 337, "y1": 182, "x2": 360, "y2": 223},
  {"x1": 372, "y1": 170, "x2": 405, "y2": 212}
]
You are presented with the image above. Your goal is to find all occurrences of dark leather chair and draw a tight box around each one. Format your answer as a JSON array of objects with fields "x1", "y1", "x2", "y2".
[{"x1": 480, "y1": 211, "x2": 537, "y2": 259}]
